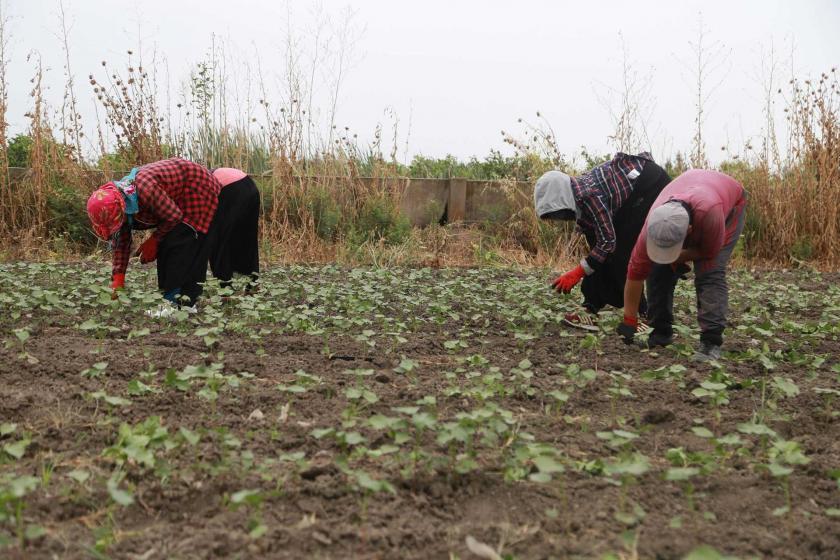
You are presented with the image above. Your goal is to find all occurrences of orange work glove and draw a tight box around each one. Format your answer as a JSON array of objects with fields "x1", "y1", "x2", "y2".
[
  {"x1": 136, "y1": 236, "x2": 159, "y2": 264},
  {"x1": 110, "y1": 273, "x2": 125, "y2": 300},
  {"x1": 551, "y1": 265, "x2": 586, "y2": 294}
]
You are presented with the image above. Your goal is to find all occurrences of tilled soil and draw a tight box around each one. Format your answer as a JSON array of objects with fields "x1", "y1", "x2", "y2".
[{"x1": 1, "y1": 265, "x2": 839, "y2": 559}]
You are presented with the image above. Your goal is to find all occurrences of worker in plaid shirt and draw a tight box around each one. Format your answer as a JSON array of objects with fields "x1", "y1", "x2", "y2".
[
  {"x1": 534, "y1": 152, "x2": 671, "y2": 331},
  {"x1": 86, "y1": 158, "x2": 221, "y2": 315}
]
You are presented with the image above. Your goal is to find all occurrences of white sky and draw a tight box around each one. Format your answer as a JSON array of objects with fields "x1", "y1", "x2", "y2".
[{"x1": 5, "y1": 0, "x2": 840, "y2": 166}]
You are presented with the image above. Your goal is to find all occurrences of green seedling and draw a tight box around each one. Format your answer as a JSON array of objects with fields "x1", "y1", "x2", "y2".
[
  {"x1": 2, "y1": 427, "x2": 30, "y2": 462},
  {"x1": 766, "y1": 438, "x2": 810, "y2": 516},
  {"x1": 692, "y1": 379, "x2": 730, "y2": 426},
  {"x1": 277, "y1": 369, "x2": 323, "y2": 394},
  {"x1": 81, "y1": 361, "x2": 109, "y2": 378},
  {"x1": 604, "y1": 453, "x2": 650, "y2": 525},
  {"x1": 229, "y1": 489, "x2": 268, "y2": 539},
  {"x1": 10, "y1": 328, "x2": 38, "y2": 364},
  {"x1": 104, "y1": 416, "x2": 176, "y2": 473},
  {"x1": 665, "y1": 466, "x2": 701, "y2": 511},
  {"x1": 342, "y1": 368, "x2": 378, "y2": 421},
  {"x1": 0, "y1": 474, "x2": 42, "y2": 548},
  {"x1": 814, "y1": 387, "x2": 840, "y2": 418}
]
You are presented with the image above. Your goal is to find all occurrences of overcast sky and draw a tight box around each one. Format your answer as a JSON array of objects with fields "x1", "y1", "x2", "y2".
[{"x1": 5, "y1": 0, "x2": 839, "y2": 166}]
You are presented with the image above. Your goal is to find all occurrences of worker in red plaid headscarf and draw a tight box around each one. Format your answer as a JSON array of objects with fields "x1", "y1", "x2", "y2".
[{"x1": 86, "y1": 158, "x2": 220, "y2": 315}]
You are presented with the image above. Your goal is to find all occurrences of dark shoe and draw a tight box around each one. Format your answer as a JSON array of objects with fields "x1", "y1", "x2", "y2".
[
  {"x1": 637, "y1": 332, "x2": 674, "y2": 349},
  {"x1": 693, "y1": 342, "x2": 722, "y2": 362}
]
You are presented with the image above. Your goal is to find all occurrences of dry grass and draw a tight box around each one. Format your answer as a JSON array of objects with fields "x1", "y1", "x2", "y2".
[
  {"x1": 727, "y1": 68, "x2": 840, "y2": 266},
  {"x1": 0, "y1": 8, "x2": 836, "y2": 270}
]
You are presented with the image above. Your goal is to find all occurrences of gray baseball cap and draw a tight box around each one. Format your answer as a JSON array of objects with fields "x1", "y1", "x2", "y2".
[{"x1": 646, "y1": 201, "x2": 690, "y2": 264}]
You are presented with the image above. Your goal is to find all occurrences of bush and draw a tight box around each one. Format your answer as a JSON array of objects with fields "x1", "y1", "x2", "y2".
[
  {"x1": 407, "y1": 151, "x2": 556, "y2": 181},
  {"x1": 351, "y1": 195, "x2": 410, "y2": 246},
  {"x1": 307, "y1": 188, "x2": 343, "y2": 241},
  {"x1": 790, "y1": 236, "x2": 814, "y2": 262},
  {"x1": 46, "y1": 183, "x2": 97, "y2": 248},
  {"x1": 8, "y1": 134, "x2": 34, "y2": 167}
]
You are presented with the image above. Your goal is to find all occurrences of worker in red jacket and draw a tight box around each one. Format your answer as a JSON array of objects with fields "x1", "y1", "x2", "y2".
[
  {"x1": 86, "y1": 158, "x2": 220, "y2": 316},
  {"x1": 617, "y1": 169, "x2": 747, "y2": 361}
]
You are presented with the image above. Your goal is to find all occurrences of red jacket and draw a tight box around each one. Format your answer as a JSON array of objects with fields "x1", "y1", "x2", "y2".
[{"x1": 628, "y1": 169, "x2": 746, "y2": 281}]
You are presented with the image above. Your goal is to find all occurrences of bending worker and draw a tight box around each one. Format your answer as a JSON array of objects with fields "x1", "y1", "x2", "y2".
[
  {"x1": 617, "y1": 169, "x2": 747, "y2": 362},
  {"x1": 208, "y1": 167, "x2": 261, "y2": 288},
  {"x1": 86, "y1": 158, "x2": 220, "y2": 316},
  {"x1": 534, "y1": 152, "x2": 671, "y2": 331}
]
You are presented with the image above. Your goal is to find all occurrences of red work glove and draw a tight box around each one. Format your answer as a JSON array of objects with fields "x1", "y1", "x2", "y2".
[
  {"x1": 136, "y1": 236, "x2": 159, "y2": 264},
  {"x1": 616, "y1": 315, "x2": 637, "y2": 344},
  {"x1": 552, "y1": 265, "x2": 586, "y2": 294},
  {"x1": 110, "y1": 273, "x2": 125, "y2": 300}
]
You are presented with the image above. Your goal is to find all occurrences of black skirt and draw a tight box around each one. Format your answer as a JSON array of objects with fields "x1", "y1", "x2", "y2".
[{"x1": 208, "y1": 176, "x2": 261, "y2": 284}]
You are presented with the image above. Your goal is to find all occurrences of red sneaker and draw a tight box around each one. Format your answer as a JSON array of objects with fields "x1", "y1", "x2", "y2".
[
  {"x1": 563, "y1": 312, "x2": 600, "y2": 332},
  {"x1": 636, "y1": 320, "x2": 653, "y2": 336}
]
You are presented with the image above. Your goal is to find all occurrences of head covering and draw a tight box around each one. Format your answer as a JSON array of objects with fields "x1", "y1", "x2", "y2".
[
  {"x1": 533, "y1": 170, "x2": 578, "y2": 219},
  {"x1": 212, "y1": 167, "x2": 247, "y2": 187},
  {"x1": 646, "y1": 201, "x2": 690, "y2": 264},
  {"x1": 87, "y1": 182, "x2": 126, "y2": 240}
]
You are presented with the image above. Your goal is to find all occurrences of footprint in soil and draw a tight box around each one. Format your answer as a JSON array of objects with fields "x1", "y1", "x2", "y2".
[{"x1": 641, "y1": 408, "x2": 676, "y2": 425}]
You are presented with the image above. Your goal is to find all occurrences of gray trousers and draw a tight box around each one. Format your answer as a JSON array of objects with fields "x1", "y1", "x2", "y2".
[{"x1": 646, "y1": 204, "x2": 746, "y2": 346}]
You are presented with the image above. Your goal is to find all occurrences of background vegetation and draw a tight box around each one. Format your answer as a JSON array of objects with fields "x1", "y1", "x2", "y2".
[{"x1": 0, "y1": 4, "x2": 837, "y2": 270}]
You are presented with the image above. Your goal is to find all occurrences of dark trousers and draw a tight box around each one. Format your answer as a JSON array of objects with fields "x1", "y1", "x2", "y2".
[
  {"x1": 646, "y1": 202, "x2": 747, "y2": 346},
  {"x1": 157, "y1": 223, "x2": 212, "y2": 307},
  {"x1": 581, "y1": 161, "x2": 671, "y2": 314},
  {"x1": 208, "y1": 176, "x2": 261, "y2": 285}
]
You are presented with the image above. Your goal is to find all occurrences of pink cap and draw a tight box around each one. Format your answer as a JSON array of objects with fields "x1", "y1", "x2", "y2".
[{"x1": 212, "y1": 168, "x2": 247, "y2": 187}]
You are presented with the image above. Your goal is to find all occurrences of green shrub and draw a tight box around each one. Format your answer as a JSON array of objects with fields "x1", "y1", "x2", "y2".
[
  {"x1": 790, "y1": 236, "x2": 814, "y2": 262},
  {"x1": 8, "y1": 134, "x2": 34, "y2": 167},
  {"x1": 351, "y1": 195, "x2": 410, "y2": 246},
  {"x1": 308, "y1": 188, "x2": 343, "y2": 241},
  {"x1": 282, "y1": 186, "x2": 343, "y2": 241},
  {"x1": 46, "y1": 183, "x2": 97, "y2": 248},
  {"x1": 742, "y1": 205, "x2": 767, "y2": 259}
]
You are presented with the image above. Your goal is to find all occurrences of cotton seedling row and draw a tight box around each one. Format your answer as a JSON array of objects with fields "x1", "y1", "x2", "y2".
[{"x1": 0, "y1": 263, "x2": 839, "y2": 559}]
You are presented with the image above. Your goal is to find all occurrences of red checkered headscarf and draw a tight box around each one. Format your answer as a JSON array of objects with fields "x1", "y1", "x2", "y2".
[{"x1": 87, "y1": 182, "x2": 126, "y2": 240}]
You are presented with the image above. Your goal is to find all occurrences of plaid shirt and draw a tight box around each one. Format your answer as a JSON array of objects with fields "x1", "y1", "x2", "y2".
[
  {"x1": 571, "y1": 152, "x2": 653, "y2": 270},
  {"x1": 112, "y1": 158, "x2": 220, "y2": 277}
]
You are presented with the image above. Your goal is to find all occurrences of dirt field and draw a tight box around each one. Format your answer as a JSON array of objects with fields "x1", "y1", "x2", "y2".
[{"x1": 1, "y1": 263, "x2": 839, "y2": 559}]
